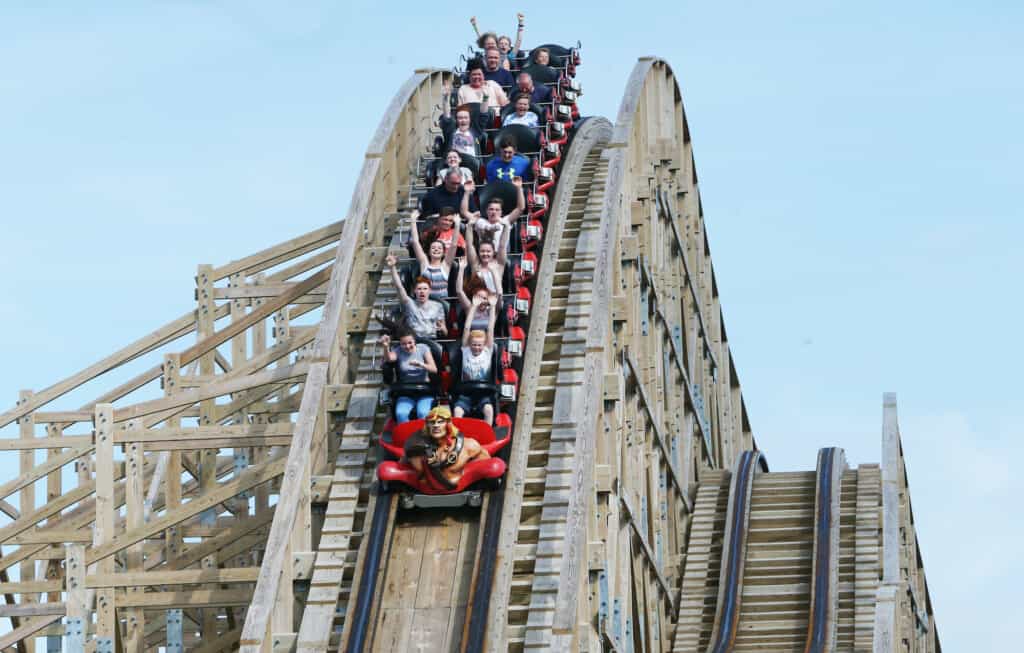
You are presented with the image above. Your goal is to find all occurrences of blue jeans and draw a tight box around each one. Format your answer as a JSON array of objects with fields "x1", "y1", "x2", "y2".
[{"x1": 395, "y1": 395, "x2": 434, "y2": 423}]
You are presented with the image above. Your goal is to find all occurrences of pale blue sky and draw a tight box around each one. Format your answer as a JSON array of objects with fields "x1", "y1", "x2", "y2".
[{"x1": 2, "y1": 2, "x2": 1022, "y2": 647}]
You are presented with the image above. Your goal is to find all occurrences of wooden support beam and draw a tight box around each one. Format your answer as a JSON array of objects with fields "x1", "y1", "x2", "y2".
[
  {"x1": 240, "y1": 363, "x2": 327, "y2": 650},
  {"x1": 0, "y1": 604, "x2": 65, "y2": 618},
  {"x1": 90, "y1": 568, "x2": 262, "y2": 588},
  {"x1": 116, "y1": 590, "x2": 255, "y2": 609},
  {"x1": 124, "y1": 434, "x2": 146, "y2": 651},
  {"x1": 16, "y1": 391, "x2": 36, "y2": 653},
  {"x1": 0, "y1": 437, "x2": 91, "y2": 451},
  {"x1": 93, "y1": 404, "x2": 117, "y2": 643}
]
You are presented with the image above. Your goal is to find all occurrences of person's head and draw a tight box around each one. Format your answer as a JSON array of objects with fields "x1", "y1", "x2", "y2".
[
  {"x1": 396, "y1": 328, "x2": 417, "y2": 353},
  {"x1": 467, "y1": 67, "x2": 485, "y2": 88},
  {"x1": 486, "y1": 198, "x2": 503, "y2": 222},
  {"x1": 464, "y1": 275, "x2": 488, "y2": 300},
  {"x1": 514, "y1": 94, "x2": 531, "y2": 116},
  {"x1": 428, "y1": 239, "x2": 445, "y2": 262},
  {"x1": 477, "y1": 32, "x2": 498, "y2": 50},
  {"x1": 534, "y1": 47, "x2": 550, "y2": 66},
  {"x1": 423, "y1": 405, "x2": 456, "y2": 442},
  {"x1": 468, "y1": 329, "x2": 487, "y2": 356},
  {"x1": 484, "y1": 48, "x2": 501, "y2": 71},
  {"x1": 517, "y1": 72, "x2": 534, "y2": 92},
  {"x1": 413, "y1": 277, "x2": 432, "y2": 302},
  {"x1": 477, "y1": 241, "x2": 495, "y2": 264},
  {"x1": 438, "y1": 206, "x2": 457, "y2": 230},
  {"x1": 499, "y1": 139, "x2": 516, "y2": 162},
  {"x1": 497, "y1": 35, "x2": 512, "y2": 54},
  {"x1": 455, "y1": 108, "x2": 471, "y2": 130},
  {"x1": 444, "y1": 169, "x2": 462, "y2": 192},
  {"x1": 445, "y1": 150, "x2": 462, "y2": 168}
]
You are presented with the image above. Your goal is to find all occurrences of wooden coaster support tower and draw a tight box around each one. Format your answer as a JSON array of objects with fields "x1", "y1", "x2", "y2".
[
  {"x1": 0, "y1": 68, "x2": 448, "y2": 652},
  {"x1": 0, "y1": 53, "x2": 940, "y2": 653}
]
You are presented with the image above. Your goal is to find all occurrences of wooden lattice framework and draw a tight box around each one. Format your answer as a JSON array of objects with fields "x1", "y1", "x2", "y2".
[{"x1": 0, "y1": 55, "x2": 938, "y2": 653}]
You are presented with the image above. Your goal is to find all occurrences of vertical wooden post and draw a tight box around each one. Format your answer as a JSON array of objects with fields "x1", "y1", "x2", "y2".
[
  {"x1": 230, "y1": 271, "x2": 251, "y2": 512},
  {"x1": 64, "y1": 544, "x2": 86, "y2": 653},
  {"x1": 253, "y1": 281, "x2": 270, "y2": 518},
  {"x1": 45, "y1": 422, "x2": 65, "y2": 633},
  {"x1": 123, "y1": 428, "x2": 145, "y2": 652},
  {"x1": 874, "y1": 393, "x2": 902, "y2": 653},
  {"x1": 17, "y1": 390, "x2": 37, "y2": 653},
  {"x1": 45, "y1": 420, "x2": 63, "y2": 653},
  {"x1": 196, "y1": 264, "x2": 220, "y2": 638},
  {"x1": 92, "y1": 404, "x2": 116, "y2": 646},
  {"x1": 229, "y1": 270, "x2": 252, "y2": 592},
  {"x1": 162, "y1": 354, "x2": 184, "y2": 565}
]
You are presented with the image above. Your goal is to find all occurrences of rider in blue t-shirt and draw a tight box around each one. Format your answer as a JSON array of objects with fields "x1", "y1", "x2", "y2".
[{"x1": 486, "y1": 140, "x2": 532, "y2": 183}]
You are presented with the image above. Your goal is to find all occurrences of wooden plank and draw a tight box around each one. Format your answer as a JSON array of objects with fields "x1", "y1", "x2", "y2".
[
  {"x1": 7, "y1": 530, "x2": 93, "y2": 545},
  {"x1": 93, "y1": 404, "x2": 117, "y2": 641},
  {"x1": 415, "y1": 524, "x2": 461, "y2": 610},
  {"x1": 16, "y1": 390, "x2": 36, "y2": 653},
  {"x1": 382, "y1": 525, "x2": 429, "y2": 610},
  {"x1": 239, "y1": 362, "x2": 327, "y2": 649},
  {"x1": 124, "y1": 435, "x2": 146, "y2": 652},
  {"x1": 408, "y1": 607, "x2": 451, "y2": 652},
  {"x1": 0, "y1": 437, "x2": 91, "y2": 451},
  {"x1": 214, "y1": 284, "x2": 327, "y2": 301},
  {"x1": 116, "y1": 423, "x2": 294, "y2": 445},
  {"x1": 88, "y1": 567, "x2": 263, "y2": 588},
  {"x1": 64, "y1": 543, "x2": 87, "y2": 653},
  {"x1": 880, "y1": 393, "x2": 900, "y2": 582},
  {"x1": 0, "y1": 581, "x2": 62, "y2": 594},
  {"x1": 116, "y1": 589, "x2": 254, "y2": 609},
  {"x1": 0, "y1": 604, "x2": 65, "y2": 618}
]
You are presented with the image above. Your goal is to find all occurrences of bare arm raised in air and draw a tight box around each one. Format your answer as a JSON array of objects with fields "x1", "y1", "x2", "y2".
[
  {"x1": 385, "y1": 254, "x2": 411, "y2": 304},
  {"x1": 407, "y1": 210, "x2": 428, "y2": 271},
  {"x1": 456, "y1": 258, "x2": 471, "y2": 312}
]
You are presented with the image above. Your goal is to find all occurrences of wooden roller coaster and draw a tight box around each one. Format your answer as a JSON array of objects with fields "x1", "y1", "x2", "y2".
[{"x1": 0, "y1": 53, "x2": 939, "y2": 652}]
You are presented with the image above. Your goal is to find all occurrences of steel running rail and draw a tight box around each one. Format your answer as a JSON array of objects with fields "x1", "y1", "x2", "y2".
[
  {"x1": 705, "y1": 450, "x2": 767, "y2": 653},
  {"x1": 804, "y1": 447, "x2": 847, "y2": 653}
]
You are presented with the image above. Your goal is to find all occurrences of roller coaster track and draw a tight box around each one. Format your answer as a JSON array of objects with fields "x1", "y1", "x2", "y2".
[{"x1": 0, "y1": 53, "x2": 942, "y2": 653}]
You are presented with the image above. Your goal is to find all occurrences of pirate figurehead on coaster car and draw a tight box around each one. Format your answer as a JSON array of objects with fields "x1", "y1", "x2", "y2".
[{"x1": 402, "y1": 406, "x2": 491, "y2": 490}]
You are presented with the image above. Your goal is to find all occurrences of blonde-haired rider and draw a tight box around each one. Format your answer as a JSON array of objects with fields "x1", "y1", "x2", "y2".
[{"x1": 453, "y1": 292, "x2": 498, "y2": 424}]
